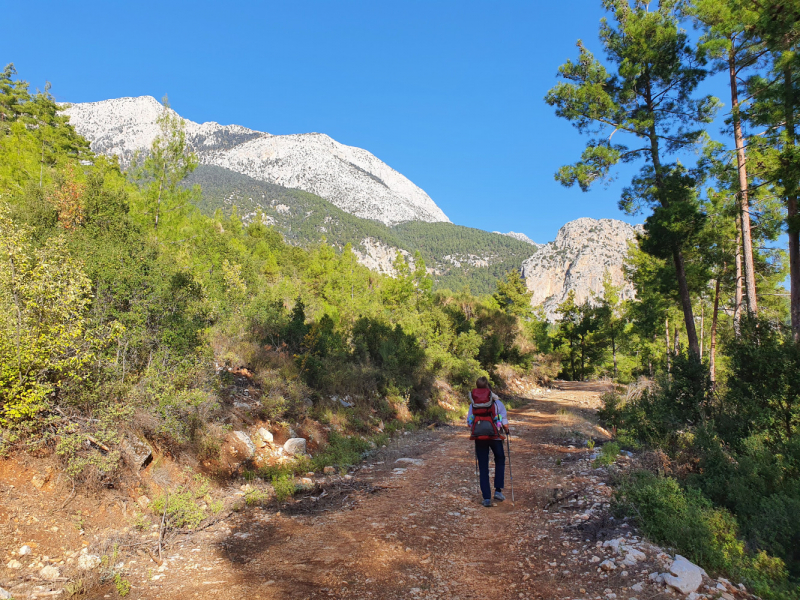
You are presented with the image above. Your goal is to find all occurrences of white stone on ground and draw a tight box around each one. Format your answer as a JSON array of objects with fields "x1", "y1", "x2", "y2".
[
  {"x1": 662, "y1": 555, "x2": 706, "y2": 595},
  {"x1": 600, "y1": 559, "x2": 616, "y2": 571},
  {"x1": 233, "y1": 431, "x2": 256, "y2": 458},
  {"x1": 78, "y1": 553, "x2": 102, "y2": 570},
  {"x1": 256, "y1": 427, "x2": 273, "y2": 445},
  {"x1": 284, "y1": 438, "x2": 307, "y2": 456},
  {"x1": 39, "y1": 565, "x2": 60, "y2": 580}
]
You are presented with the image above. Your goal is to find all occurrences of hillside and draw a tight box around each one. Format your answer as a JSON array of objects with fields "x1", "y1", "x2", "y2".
[{"x1": 185, "y1": 165, "x2": 536, "y2": 294}]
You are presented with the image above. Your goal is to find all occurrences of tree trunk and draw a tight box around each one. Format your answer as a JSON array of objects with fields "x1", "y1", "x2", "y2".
[
  {"x1": 673, "y1": 248, "x2": 701, "y2": 356},
  {"x1": 730, "y1": 39, "x2": 759, "y2": 316},
  {"x1": 700, "y1": 300, "x2": 705, "y2": 360},
  {"x1": 710, "y1": 265, "x2": 725, "y2": 387},
  {"x1": 611, "y1": 322, "x2": 618, "y2": 381},
  {"x1": 734, "y1": 217, "x2": 743, "y2": 336},
  {"x1": 665, "y1": 317, "x2": 671, "y2": 373},
  {"x1": 674, "y1": 324, "x2": 680, "y2": 357},
  {"x1": 786, "y1": 65, "x2": 800, "y2": 342},
  {"x1": 580, "y1": 337, "x2": 586, "y2": 381},
  {"x1": 645, "y1": 77, "x2": 700, "y2": 357}
]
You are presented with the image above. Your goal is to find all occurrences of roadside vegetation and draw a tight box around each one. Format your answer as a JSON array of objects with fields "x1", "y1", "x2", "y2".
[
  {"x1": 0, "y1": 64, "x2": 550, "y2": 494},
  {"x1": 541, "y1": 1, "x2": 800, "y2": 597}
]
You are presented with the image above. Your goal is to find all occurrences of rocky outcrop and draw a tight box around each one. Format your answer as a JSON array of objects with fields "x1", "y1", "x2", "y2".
[
  {"x1": 351, "y1": 237, "x2": 412, "y2": 276},
  {"x1": 62, "y1": 96, "x2": 450, "y2": 226},
  {"x1": 521, "y1": 218, "x2": 640, "y2": 320}
]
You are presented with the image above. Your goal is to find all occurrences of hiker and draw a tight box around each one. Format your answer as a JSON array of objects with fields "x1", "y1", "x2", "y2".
[{"x1": 467, "y1": 376, "x2": 509, "y2": 507}]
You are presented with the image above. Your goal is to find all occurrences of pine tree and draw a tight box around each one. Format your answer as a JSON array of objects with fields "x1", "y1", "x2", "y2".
[
  {"x1": 545, "y1": 0, "x2": 719, "y2": 357},
  {"x1": 131, "y1": 96, "x2": 198, "y2": 243},
  {"x1": 493, "y1": 269, "x2": 533, "y2": 318},
  {"x1": 691, "y1": 0, "x2": 766, "y2": 318},
  {"x1": 745, "y1": 1, "x2": 800, "y2": 340}
]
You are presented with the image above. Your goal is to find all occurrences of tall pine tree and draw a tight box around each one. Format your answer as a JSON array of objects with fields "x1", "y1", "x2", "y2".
[{"x1": 546, "y1": 0, "x2": 719, "y2": 357}]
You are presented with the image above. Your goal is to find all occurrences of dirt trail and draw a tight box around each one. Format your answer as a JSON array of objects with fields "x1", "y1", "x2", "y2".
[{"x1": 120, "y1": 382, "x2": 655, "y2": 600}]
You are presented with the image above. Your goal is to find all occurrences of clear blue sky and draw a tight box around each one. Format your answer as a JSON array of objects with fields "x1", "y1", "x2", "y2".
[{"x1": 3, "y1": 0, "x2": 731, "y2": 243}]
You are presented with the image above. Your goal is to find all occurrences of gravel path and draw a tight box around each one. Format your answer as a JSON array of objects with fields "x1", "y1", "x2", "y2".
[{"x1": 121, "y1": 382, "x2": 674, "y2": 600}]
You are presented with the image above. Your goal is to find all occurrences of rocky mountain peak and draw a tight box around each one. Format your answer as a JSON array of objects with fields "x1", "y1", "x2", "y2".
[
  {"x1": 521, "y1": 218, "x2": 641, "y2": 320},
  {"x1": 62, "y1": 96, "x2": 450, "y2": 226}
]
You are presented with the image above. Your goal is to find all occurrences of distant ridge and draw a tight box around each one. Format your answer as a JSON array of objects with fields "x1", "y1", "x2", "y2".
[{"x1": 494, "y1": 231, "x2": 539, "y2": 247}]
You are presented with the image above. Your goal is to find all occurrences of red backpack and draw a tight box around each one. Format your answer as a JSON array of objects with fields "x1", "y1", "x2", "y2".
[{"x1": 470, "y1": 388, "x2": 503, "y2": 441}]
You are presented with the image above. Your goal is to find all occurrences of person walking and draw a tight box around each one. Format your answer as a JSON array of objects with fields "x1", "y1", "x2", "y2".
[{"x1": 467, "y1": 376, "x2": 509, "y2": 507}]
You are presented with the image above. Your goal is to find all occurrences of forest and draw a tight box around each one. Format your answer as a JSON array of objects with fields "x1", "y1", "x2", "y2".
[{"x1": 1, "y1": 0, "x2": 800, "y2": 597}]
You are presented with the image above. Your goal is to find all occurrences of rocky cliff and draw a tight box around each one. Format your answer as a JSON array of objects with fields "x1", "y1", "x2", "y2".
[
  {"x1": 521, "y1": 218, "x2": 640, "y2": 320},
  {"x1": 62, "y1": 96, "x2": 450, "y2": 226}
]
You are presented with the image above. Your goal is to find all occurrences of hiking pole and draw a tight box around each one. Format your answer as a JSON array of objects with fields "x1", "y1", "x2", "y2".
[
  {"x1": 474, "y1": 448, "x2": 480, "y2": 499},
  {"x1": 506, "y1": 433, "x2": 515, "y2": 505}
]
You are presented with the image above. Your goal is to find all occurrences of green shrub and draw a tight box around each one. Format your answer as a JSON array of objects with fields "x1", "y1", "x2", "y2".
[
  {"x1": 311, "y1": 431, "x2": 372, "y2": 470},
  {"x1": 114, "y1": 573, "x2": 131, "y2": 597},
  {"x1": 615, "y1": 471, "x2": 797, "y2": 599},
  {"x1": 244, "y1": 488, "x2": 272, "y2": 506},
  {"x1": 150, "y1": 486, "x2": 207, "y2": 529},
  {"x1": 271, "y1": 474, "x2": 297, "y2": 503},
  {"x1": 594, "y1": 441, "x2": 620, "y2": 467}
]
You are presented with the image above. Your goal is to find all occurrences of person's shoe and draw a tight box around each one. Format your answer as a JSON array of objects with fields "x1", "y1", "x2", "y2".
[
  {"x1": 494, "y1": 491, "x2": 505, "y2": 502},
  {"x1": 482, "y1": 499, "x2": 492, "y2": 507}
]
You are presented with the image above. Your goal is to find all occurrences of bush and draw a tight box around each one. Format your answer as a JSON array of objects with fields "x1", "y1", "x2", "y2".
[
  {"x1": 594, "y1": 441, "x2": 619, "y2": 467},
  {"x1": 311, "y1": 431, "x2": 372, "y2": 470},
  {"x1": 615, "y1": 471, "x2": 796, "y2": 599},
  {"x1": 150, "y1": 480, "x2": 210, "y2": 530},
  {"x1": 271, "y1": 473, "x2": 297, "y2": 503}
]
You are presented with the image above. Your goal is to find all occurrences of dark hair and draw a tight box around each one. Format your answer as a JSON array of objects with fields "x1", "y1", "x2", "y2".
[{"x1": 476, "y1": 376, "x2": 489, "y2": 389}]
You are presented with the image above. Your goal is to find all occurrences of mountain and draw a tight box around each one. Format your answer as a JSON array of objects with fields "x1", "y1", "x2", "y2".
[
  {"x1": 521, "y1": 218, "x2": 640, "y2": 320},
  {"x1": 62, "y1": 97, "x2": 641, "y2": 303},
  {"x1": 183, "y1": 165, "x2": 535, "y2": 294},
  {"x1": 62, "y1": 96, "x2": 449, "y2": 226}
]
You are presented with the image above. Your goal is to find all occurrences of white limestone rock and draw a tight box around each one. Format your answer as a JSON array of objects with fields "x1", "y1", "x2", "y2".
[
  {"x1": 623, "y1": 548, "x2": 646, "y2": 565},
  {"x1": 283, "y1": 437, "x2": 307, "y2": 456},
  {"x1": 256, "y1": 427, "x2": 274, "y2": 446},
  {"x1": 600, "y1": 559, "x2": 617, "y2": 571},
  {"x1": 233, "y1": 431, "x2": 256, "y2": 459},
  {"x1": 663, "y1": 555, "x2": 706, "y2": 595},
  {"x1": 351, "y1": 238, "x2": 414, "y2": 276},
  {"x1": 39, "y1": 565, "x2": 60, "y2": 580},
  {"x1": 521, "y1": 218, "x2": 641, "y2": 321},
  {"x1": 77, "y1": 554, "x2": 102, "y2": 570}
]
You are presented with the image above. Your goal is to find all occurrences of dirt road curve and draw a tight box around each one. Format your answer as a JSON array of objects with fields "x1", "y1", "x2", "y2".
[{"x1": 134, "y1": 382, "x2": 644, "y2": 600}]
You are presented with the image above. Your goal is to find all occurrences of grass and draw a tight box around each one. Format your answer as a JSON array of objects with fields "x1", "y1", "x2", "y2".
[{"x1": 594, "y1": 441, "x2": 620, "y2": 467}]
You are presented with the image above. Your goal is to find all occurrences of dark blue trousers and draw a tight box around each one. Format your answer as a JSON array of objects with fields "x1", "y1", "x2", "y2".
[{"x1": 475, "y1": 439, "x2": 505, "y2": 500}]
